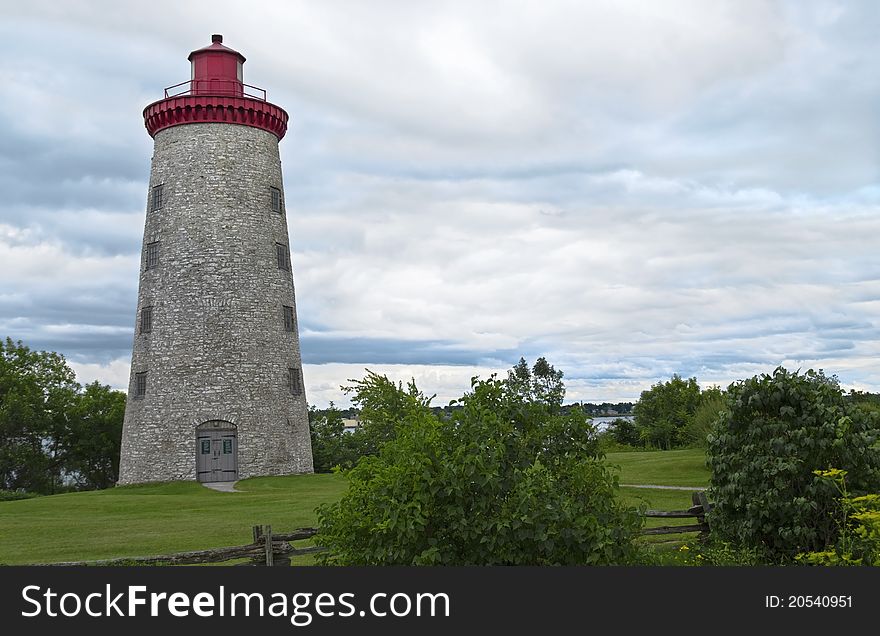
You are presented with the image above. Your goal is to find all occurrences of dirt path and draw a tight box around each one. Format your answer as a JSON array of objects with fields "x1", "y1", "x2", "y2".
[{"x1": 201, "y1": 481, "x2": 239, "y2": 493}]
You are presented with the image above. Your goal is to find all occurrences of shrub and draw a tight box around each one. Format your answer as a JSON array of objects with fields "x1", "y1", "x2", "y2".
[
  {"x1": 797, "y1": 469, "x2": 880, "y2": 566},
  {"x1": 316, "y1": 371, "x2": 643, "y2": 565},
  {"x1": 684, "y1": 388, "x2": 725, "y2": 448},
  {"x1": 606, "y1": 417, "x2": 642, "y2": 447},
  {"x1": 310, "y1": 375, "x2": 432, "y2": 472},
  {"x1": 633, "y1": 375, "x2": 701, "y2": 449},
  {"x1": 308, "y1": 405, "x2": 364, "y2": 473},
  {"x1": 707, "y1": 367, "x2": 880, "y2": 561},
  {"x1": 674, "y1": 539, "x2": 765, "y2": 566},
  {"x1": 0, "y1": 489, "x2": 40, "y2": 502}
]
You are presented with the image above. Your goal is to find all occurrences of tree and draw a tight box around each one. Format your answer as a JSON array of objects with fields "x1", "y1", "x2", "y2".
[
  {"x1": 342, "y1": 371, "x2": 434, "y2": 458},
  {"x1": 848, "y1": 390, "x2": 880, "y2": 418},
  {"x1": 633, "y1": 374, "x2": 701, "y2": 449},
  {"x1": 309, "y1": 403, "x2": 365, "y2": 473},
  {"x1": 61, "y1": 382, "x2": 126, "y2": 490},
  {"x1": 707, "y1": 367, "x2": 880, "y2": 561},
  {"x1": 316, "y1": 361, "x2": 642, "y2": 565},
  {"x1": 0, "y1": 338, "x2": 79, "y2": 493},
  {"x1": 505, "y1": 356, "x2": 565, "y2": 411},
  {"x1": 684, "y1": 387, "x2": 725, "y2": 448},
  {"x1": 606, "y1": 417, "x2": 641, "y2": 447},
  {"x1": 0, "y1": 338, "x2": 126, "y2": 494}
]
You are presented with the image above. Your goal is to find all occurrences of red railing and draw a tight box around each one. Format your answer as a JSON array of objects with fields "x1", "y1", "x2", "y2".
[{"x1": 164, "y1": 79, "x2": 268, "y2": 101}]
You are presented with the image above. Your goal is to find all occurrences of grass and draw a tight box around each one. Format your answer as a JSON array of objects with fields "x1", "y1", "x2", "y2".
[
  {"x1": 0, "y1": 473, "x2": 346, "y2": 565},
  {"x1": 605, "y1": 448, "x2": 709, "y2": 487},
  {"x1": 0, "y1": 449, "x2": 710, "y2": 564},
  {"x1": 608, "y1": 449, "x2": 710, "y2": 549},
  {"x1": 619, "y1": 486, "x2": 697, "y2": 511}
]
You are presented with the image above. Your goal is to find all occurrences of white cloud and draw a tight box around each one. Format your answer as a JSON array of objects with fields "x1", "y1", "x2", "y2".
[
  {"x1": 302, "y1": 363, "x2": 509, "y2": 408},
  {"x1": 1, "y1": 1, "x2": 880, "y2": 406},
  {"x1": 68, "y1": 356, "x2": 132, "y2": 390}
]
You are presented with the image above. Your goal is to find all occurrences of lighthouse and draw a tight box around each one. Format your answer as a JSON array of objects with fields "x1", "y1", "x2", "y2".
[{"x1": 118, "y1": 35, "x2": 313, "y2": 484}]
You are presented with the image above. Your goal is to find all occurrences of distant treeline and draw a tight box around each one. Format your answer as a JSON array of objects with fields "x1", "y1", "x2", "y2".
[
  {"x1": 601, "y1": 373, "x2": 880, "y2": 452},
  {"x1": 314, "y1": 378, "x2": 880, "y2": 455},
  {"x1": 319, "y1": 401, "x2": 634, "y2": 421}
]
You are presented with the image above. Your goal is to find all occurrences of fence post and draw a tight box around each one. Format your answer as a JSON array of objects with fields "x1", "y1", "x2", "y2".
[
  {"x1": 264, "y1": 525, "x2": 273, "y2": 566},
  {"x1": 693, "y1": 491, "x2": 711, "y2": 541}
]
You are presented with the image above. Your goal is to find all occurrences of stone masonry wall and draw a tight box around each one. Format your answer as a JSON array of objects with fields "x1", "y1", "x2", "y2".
[{"x1": 118, "y1": 122, "x2": 314, "y2": 484}]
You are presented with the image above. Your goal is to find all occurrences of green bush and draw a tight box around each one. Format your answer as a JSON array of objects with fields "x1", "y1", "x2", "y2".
[
  {"x1": 674, "y1": 539, "x2": 765, "y2": 566},
  {"x1": 707, "y1": 368, "x2": 880, "y2": 561},
  {"x1": 316, "y1": 371, "x2": 643, "y2": 565},
  {"x1": 605, "y1": 417, "x2": 642, "y2": 447},
  {"x1": 797, "y1": 469, "x2": 880, "y2": 566},
  {"x1": 684, "y1": 388, "x2": 725, "y2": 448},
  {"x1": 310, "y1": 374, "x2": 433, "y2": 472},
  {"x1": 308, "y1": 406, "x2": 364, "y2": 473},
  {"x1": 0, "y1": 489, "x2": 40, "y2": 502},
  {"x1": 633, "y1": 374, "x2": 701, "y2": 449}
]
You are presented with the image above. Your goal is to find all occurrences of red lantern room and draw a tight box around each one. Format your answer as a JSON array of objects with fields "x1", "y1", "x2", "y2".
[
  {"x1": 188, "y1": 34, "x2": 245, "y2": 97},
  {"x1": 143, "y1": 34, "x2": 288, "y2": 140}
]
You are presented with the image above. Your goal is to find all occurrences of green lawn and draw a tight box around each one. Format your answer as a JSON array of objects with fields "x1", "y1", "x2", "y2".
[
  {"x1": 609, "y1": 450, "x2": 710, "y2": 547},
  {"x1": 605, "y1": 449, "x2": 709, "y2": 487},
  {"x1": 619, "y1": 486, "x2": 697, "y2": 511},
  {"x1": 0, "y1": 450, "x2": 710, "y2": 565},
  {"x1": 0, "y1": 473, "x2": 346, "y2": 565}
]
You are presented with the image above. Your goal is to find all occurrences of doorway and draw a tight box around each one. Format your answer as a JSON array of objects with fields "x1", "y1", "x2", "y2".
[{"x1": 196, "y1": 422, "x2": 238, "y2": 482}]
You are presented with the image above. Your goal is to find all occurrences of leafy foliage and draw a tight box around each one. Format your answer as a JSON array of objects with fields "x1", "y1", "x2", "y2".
[
  {"x1": 0, "y1": 338, "x2": 126, "y2": 493},
  {"x1": 309, "y1": 404, "x2": 365, "y2": 473},
  {"x1": 797, "y1": 469, "x2": 880, "y2": 566},
  {"x1": 683, "y1": 387, "x2": 725, "y2": 448},
  {"x1": 1, "y1": 337, "x2": 79, "y2": 493},
  {"x1": 343, "y1": 371, "x2": 434, "y2": 457},
  {"x1": 633, "y1": 374, "x2": 702, "y2": 449},
  {"x1": 672, "y1": 539, "x2": 765, "y2": 566},
  {"x1": 604, "y1": 417, "x2": 642, "y2": 447},
  {"x1": 61, "y1": 382, "x2": 126, "y2": 490},
  {"x1": 707, "y1": 367, "x2": 880, "y2": 561},
  {"x1": 849, "y1": 390, "x2": 880, "y2": 419},
  {"x1": 316, "y1": 363, "x2": 642, "y2": 565},
  {"x1": 505, "y1": 356, "x2": 565, "y2": 411},
  {"x1": 0, "y1": 489, "x2": 40, "y2": 501},
  {"x1": 310, "y1": 374, "x2": 435, "y2": 473}
]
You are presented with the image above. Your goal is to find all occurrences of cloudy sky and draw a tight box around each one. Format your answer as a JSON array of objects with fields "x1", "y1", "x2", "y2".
[{"x1": 1, "y1": 0, "x2": 879, "y2": 407}]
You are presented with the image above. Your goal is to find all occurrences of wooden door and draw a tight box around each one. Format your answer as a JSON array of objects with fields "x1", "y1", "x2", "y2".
[{"x1": 196, "y1": 430, "x2": 237, "y2": 482}]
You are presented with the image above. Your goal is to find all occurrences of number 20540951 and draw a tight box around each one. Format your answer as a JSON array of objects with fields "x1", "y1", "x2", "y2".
[{"x1": 765, "y1": 595, "x2": 852, "y2": 608}]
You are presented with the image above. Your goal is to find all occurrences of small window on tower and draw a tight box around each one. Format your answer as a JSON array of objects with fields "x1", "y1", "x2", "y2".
[
  {"x1": 270, "y1": 187, "x2": 282, "y2": 213},
  {"x1": 288, "y1": 368, "x2": 302, "y2": 396},
  {"x1": 135, "y1": 372, "x2": 148, "y2": 397},
  {"x1": 151, "y1": 184, "x2": 164, "y2": 211},
  {"x1": 283, "y1": 305, "x2": 294, "y2": 331},
  {"x1": 275, "y1": 243, "x2": 289, "y2": 270},
  {"x1": 146, "y1": 242, "x2": 159, "y2": 270},
  {"x1": 140, "y1": 306, "x2": 153, "y2": 334}
]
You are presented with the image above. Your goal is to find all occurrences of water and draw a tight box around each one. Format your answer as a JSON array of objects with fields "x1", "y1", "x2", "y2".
[
  {"x1": 341, "y1": 414, "x2": 632, "y2": 433},
  {"x1": 590, "y1": 415, "x2": 634, "y2": 431}
]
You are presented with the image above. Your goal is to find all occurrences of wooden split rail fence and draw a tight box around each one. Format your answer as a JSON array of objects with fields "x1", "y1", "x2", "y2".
[
  {"x1": 640, "y1": 491, "x2": 713, "y2": 540},
  {"x1": 39, "y1": 495, "x2": 712, "y2": 566},
  {"x1": 40, "y1": 526, "x2": 323, "y2": 567}
]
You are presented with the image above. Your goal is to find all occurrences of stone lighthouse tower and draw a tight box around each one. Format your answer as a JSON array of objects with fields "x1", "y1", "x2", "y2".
[{"x1": 118, "y1": 35, "x2": 313, "y2": 484}]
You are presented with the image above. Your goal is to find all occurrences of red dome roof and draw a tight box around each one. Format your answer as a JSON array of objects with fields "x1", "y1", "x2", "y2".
[
  {"x1": 188, "y1": 34, "x2": 246, "y2": 63},
  {"x1": 143, "y1": 35, "x2": 288, "y2": 141}
]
